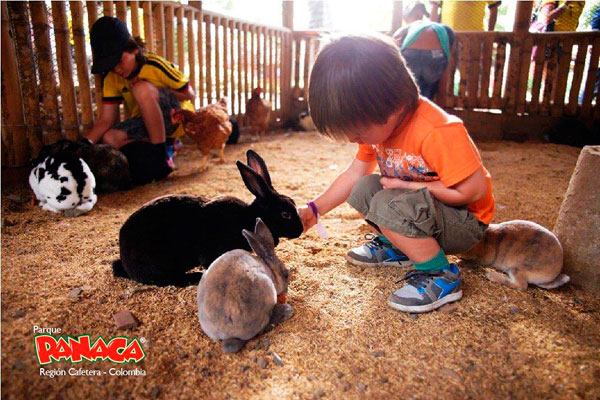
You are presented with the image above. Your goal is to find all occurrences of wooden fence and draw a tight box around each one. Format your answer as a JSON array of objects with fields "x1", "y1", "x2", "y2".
[
  {"x1": 1, "y1": 1, "x2": 599, "y2": 168},
  {"x1": 1, "y1": 1, "x2": 293, "y2": 167},
  {"x1": 436, "y1": 31, "x2": 600, "y2": 139}
]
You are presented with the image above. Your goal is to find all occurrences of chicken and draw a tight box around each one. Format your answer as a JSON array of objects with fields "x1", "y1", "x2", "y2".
[
  {"x1": 171, "y1": 99, "x2": 232, "y2": 171},
  {"x1": 245, "y1": 87, "x2": 271, "y2": 138}
]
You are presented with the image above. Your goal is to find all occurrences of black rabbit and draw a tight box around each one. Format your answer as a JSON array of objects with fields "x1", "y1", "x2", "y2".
[{"x1": 112, "y1": 150, "x2": 304, "y2": 286}]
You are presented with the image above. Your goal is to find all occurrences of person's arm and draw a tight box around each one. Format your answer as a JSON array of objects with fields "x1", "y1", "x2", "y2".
[
  {"x1": 170, "y1": 83, "x2": 195, "y2": 102},
  {"x1": 392, "y1": 26, "x2": 410, "y2": 47},
  {"x1": 487, "y1": 2, "x2": 501, "y2": 31},
  {"x1": 85, "y1": 102, "x2": 119, "y2": 144},
  {"x1": 538, "y1": 2, "x2": 565, "y2": 26},
  {"x1": 380, "y1": 169, "x2": 488, "y2": 206},
  {"x1": 299, "y1": 158, "x2": 376, "y2": 232}
]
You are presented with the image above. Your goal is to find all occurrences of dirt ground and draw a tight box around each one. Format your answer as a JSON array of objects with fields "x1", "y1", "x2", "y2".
[{"x1": 2, "y1": 131, "x2": 599, "y2": 400}]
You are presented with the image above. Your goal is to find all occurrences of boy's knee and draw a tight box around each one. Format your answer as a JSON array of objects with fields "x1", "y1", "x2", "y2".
[
  {"x1": 131, "y1": 81, "x2": 159, "y2": 102},
  {"x1": 350, "y1": 174, "x2": 383, "y2": 199}
]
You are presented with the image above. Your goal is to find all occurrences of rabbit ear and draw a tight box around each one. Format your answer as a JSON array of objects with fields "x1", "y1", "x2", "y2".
[
  {"x1": 236, "y1": 161, "x2": 271, "y2": 200},
  {"x1": 246, "y1": 150, "x2": 272, "y2": 188},
  {"x1": 242, "y1": 222, "x2": 274, "y2": 261},
  {"x1": 253, "y1": 218, "x2": 275, "y2": 251}
]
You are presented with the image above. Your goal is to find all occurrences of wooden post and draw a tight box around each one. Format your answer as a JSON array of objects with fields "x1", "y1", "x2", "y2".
[
  {"x1": 130, "y1": 1, "x2": 140, "y2": 37},
  {"x1": 566, "y1": 39, "x2": 588, "y2": 116},
  {"x1": 281, "y1": 2, "x2": 293, "y2": 123},
  {"x1": 153, "y1": 2, "x2": 165, "y2": 58},
  {"x1": 230, "y1": 21, "x2": 236, "y2": 114},
  {"x1": 52, "y1": 2, "x2": 80, "y2": 140},
  {"x1": 250, "y1": 25, "x2": 256, "y2": 91},
  {"x1": 222, "y1": 19, "x2": 229, "y2": 100},
  {"x1": 186, "y1": 8, "x2": 196, "y2": 100},
  {"x1": 263, "y1": 27, "x2": 268, "y2": 93},
  {"x1": 516, "y1": 36, "x2": 534, "y2": 114},
  {"x1": 505, "y1": 1, "x2": 533, "y2": 114},
  {"x1": 243, "y1": 23, "x2": 250, "y2": 122},
  {"x1": 580, "y1": 37, "x2": 600, "y2": 118},
  {"x1": 102, "y1": 1, "x2": 114, "y2": 17},
  {"x1": 529, "y1": 36, "x2": 546, "y2": 113},
  {"x1": 143, "y1": 2, "x2": 153, "y2": 51},
  {"x1": 30, "y1": 1, "x2": 62, "y2": 143},
  {"x1": 491, "y1": 37, "x2": 506, "y2": 110},
  {"x1": 85, "y1": 2, "x2": 104, "y2": 120},
  {"x1": 196, "y1": 7, "x2": 204, "y2": 108},
  {"x1": 554, "y1": 146, "x2": 600, "y2": 296},
  {"x1": 176, "y1": 7, "x2": 184, "y2": 72},
  {"x1": 69, "y1": 2, "x2": 94, "y2": 133},
  {"x1": 166, "y1": 5, "x2": 174, "y2": 62},
  {"x1": 391, "y1": 1, "x2": 403, "y2": 34},
  {"x1": 116, "y1": 1, "x2": 127, "y2": 22},
  {"x1": 478, "y1": 36, "x2": 493, "y2": 109},
  {"x1": 237, "y1": 22, "x2": 243, "y2": 118},
  {"x1": 1, "y1": 2, "x2": 28, "y2": 165},
  {"x1": 8, "y1": 1, "x2": 43, "y2": 156},
  {"x1": 552, "y1": 38, "x2": 573, "y2": 117},
  {"x1": 214, "y1": 17, "x2": 221, "y2": 100},
  {"x1": 205, "y1": 15, "x2": 212, "y2": 104}
]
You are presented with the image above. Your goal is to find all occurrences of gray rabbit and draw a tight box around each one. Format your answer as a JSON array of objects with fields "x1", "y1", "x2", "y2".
[{"x1": 197, "y1": 218, "x2": 293, "y2": 353}]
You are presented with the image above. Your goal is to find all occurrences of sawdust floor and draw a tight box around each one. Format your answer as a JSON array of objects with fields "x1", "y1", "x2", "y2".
[{"x1": 2, "y1": 131, "x2": 599, "y2": 400}]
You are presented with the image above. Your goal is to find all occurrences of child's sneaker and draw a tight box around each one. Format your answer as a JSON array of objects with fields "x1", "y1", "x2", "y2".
[
  {"x1": 345, "y1": 234, "x2": 412, "y2": 267},
  {"x1": 388, "y1": 263, "x2": 462, "y2": 313}
]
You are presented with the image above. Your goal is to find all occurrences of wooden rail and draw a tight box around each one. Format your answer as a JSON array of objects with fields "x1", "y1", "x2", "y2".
[{"x1": 1, "y1": 1, "x2": 599, "y2": 168}]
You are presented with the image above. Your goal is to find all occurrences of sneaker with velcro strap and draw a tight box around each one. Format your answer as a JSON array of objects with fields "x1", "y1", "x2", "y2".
[
  {"x1": 345, "y1": 234, "x2": 413, "y2": 267},
  {"x1": 388, "y1": 263, "x2": 462, "y2": 313}
]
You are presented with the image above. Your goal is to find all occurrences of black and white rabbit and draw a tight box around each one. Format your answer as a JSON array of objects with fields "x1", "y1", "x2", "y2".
[
  {"x1": 34, "y1": 139, "x2": 131, "y2": 193},
  {"x1": 29, "y1": 152, "x2": 97, "y2": 217},
  {"x1": 113, "y1": 150, "x2": 303, "y2": 286},
  {"x1": 197, "y1": 218, "x2": 293, "y2": 353}
]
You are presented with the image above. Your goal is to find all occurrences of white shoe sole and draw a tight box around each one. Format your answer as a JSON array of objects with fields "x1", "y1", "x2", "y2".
[
  {"x1": 345, "y1": 254, "x2": 413, "y2": 268},
  {"x1": 387, "y1": 290, "x2": 463, "y2": 314}
]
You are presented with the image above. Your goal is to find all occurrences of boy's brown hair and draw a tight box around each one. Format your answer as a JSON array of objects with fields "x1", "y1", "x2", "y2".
[{"x1": 308, "y1": 33, "x2": 419, "y2": 140}]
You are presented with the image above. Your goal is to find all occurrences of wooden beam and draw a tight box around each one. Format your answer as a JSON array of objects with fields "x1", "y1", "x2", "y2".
[
  {"x1": 51, "y1": 2, "x2": 80, "y2": 140},
  {"x1": 30, "y1": 1, "x2": 62, "y2": 143},
  {"x1": 1, "y1": 2, "x2": 28, "y2": 165},
  {"x1": 8, "y1": 1, "x2": 43, "y2": 155},
  {"x1": 69, "y1": 1, "x2": 94, "y2": 133}
]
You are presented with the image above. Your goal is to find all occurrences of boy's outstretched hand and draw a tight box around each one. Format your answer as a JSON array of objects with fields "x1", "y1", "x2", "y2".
[{"x1": 298, "y1": 205, "x2": 317, "y2": 233}]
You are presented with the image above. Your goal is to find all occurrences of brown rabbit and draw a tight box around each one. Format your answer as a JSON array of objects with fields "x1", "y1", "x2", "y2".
[
  {"x1": 459, "y1": 220, "x2": 570, "y2": 291},
  {"x1": 196, "y1": 218, "x2": 293, "y2": 353}
]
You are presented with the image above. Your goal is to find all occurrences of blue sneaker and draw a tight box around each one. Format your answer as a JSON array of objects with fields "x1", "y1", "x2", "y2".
[
  {"x1": 388, "y1": 264, "x2": 462, "y2": 313},
  {"x1": 345, "y1": 234, "x2": 412, "y2": 267}
]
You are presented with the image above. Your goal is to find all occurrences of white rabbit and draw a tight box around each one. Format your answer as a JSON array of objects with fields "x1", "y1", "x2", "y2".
[{"x1": 29, "y1": 153, "x2": 97, "y2": 217}]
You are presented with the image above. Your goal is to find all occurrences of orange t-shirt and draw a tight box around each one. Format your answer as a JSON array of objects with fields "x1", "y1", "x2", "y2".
[{"x1": 355, "y1": 97, "x2": 495, "y2": 224}]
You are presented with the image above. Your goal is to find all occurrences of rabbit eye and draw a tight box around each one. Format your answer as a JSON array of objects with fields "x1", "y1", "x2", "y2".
[{"x1": 281, "y1": 211, "x2": 292, "y2": 220}]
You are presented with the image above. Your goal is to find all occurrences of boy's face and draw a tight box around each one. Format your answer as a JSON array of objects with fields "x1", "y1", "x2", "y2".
[
  {"x1": 347, "y1": 108, "x2": 403, "y2": 145},
  {"x1": 112, "y1": 49, "x2": 139, "y2": 80}
]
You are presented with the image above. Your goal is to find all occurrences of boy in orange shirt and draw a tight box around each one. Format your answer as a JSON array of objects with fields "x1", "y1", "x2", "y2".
[{"x1": 300, "y1": 34, "x2": 494, "y2": 313}]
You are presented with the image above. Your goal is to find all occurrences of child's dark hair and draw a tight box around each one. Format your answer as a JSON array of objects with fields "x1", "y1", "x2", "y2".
[
  {"x1": 123, "y1": 36, "x2": 147, "y2": 68},
  {"x1": 308, "y1": 34, "x2": 419, "y2": 140}
]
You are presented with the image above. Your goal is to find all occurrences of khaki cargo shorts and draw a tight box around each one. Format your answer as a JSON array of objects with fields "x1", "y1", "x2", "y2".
[{"x1": 347, "y1": 174, "x2": 487, "y2": 254}]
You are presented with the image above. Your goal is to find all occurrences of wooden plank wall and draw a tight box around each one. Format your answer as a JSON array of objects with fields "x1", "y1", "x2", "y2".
[{"x1": 1, "y1": 1, "x2": 292, "y2": 167}]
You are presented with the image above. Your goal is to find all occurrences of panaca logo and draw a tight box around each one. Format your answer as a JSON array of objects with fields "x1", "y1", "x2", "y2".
[{"x1": 34, "y1": 334, "x2": 146, "y2": 365}]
